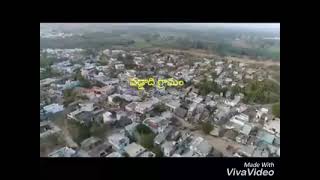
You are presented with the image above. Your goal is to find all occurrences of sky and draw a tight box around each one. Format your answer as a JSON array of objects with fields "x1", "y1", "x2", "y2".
[{"x1": 40, "y1": 23, "x2": 280, "y2": 33}]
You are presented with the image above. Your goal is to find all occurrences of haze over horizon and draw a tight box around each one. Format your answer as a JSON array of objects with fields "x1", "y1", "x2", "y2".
[{"x1": 41, "y1": 23, "x2": 280, "y2": 33}]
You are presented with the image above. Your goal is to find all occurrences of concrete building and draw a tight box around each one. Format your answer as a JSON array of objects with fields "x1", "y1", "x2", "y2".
[
  {"x1": 43, "y1": 103, "x2": 64, "y2": 114},
  {"x1": 123, "y1": 143, "x2": 146, "y2": 157}
]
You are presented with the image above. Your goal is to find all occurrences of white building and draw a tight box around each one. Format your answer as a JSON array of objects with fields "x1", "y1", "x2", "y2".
[
  {"x1": 123, "y1": 143, "x2": 146, "y2": 157},
  {"x1": 161, "y1": 141, "x2": 176, "y2": 157},
  {"x1": 115, "y1": 64, "x2": 125, "y2": 70},
  {"x1": 79, "y1": 102, "x2": 94, "y2": 112},
  {"x1": 106, "y1": 152, "x2": 122, "y2": 157},
  {"x1": 108, "y1": 133, "x2": 129, "y2": 152},
  {"x1": 48, "y1": 147, "x2": 76, "y2": 157},
  {"x1": 225, "y1": 95, "x2": 241, "y2": 107},
  {"x1": 43, "y1": 103, "x2": 64, "y2": 114},
  {"x1": 103, "y1": 111, "x2": 114, "y2": 123}
]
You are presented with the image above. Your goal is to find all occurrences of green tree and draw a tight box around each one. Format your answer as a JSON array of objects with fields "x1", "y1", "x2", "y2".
[
  {"x1": 202, "y1": 121, "x2": 214, "y2": 134},
  {"x1": 136, "y1": 124, "x2": 153, "y2": 134},
  {"x1": 151, "y1": 146, "x2": 163, "y2": 157},
  {"x1": 153, "y1": 104, "x2": 167, "y2": 113},
  {"x1": 90, "y1": 122, "x2": 109, "y2": 139},
  {"x1": 272, "y1": 103, "x2": 280, "y2": 118}
]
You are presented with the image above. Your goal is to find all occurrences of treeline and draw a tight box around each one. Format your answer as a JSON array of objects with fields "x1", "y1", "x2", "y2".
[
  {"x1": 40, "y1": 30, "x2": 279, "y2": 61},
  {"x1": 40, "y1": 33, "x2": 135, "y2": 49},
  {"x1": 196, "y1": 77, "x2": 280, "y2": 105}
]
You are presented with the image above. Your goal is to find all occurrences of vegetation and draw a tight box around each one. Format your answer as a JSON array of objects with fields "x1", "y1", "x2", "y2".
[
  {"x1": 74, "y1": 69, "x2": 92, "y2": 88},
  {"x1": 242, "y1": 79, "x2": 280, "y2": 104},
  {"x1": 89, "y1": 122, "x2": 110, "y2": 139},
  {"x1": 153, "y1": 104, "x2": 167, "y2": 113},
  {"x1": 63, "y1": 88, "x2": 88, "y2": 106},
  {"x1": 117, "y1": 53, "x2": 136, "y2": 69},
  {"x1": 67, "y1": 120, "x2": 91, "y2": 144},
  {"x1": 272, "y1": 102, "x2": 280, "y2": 118},
  {"x1": 40, "y1": 134, "x2": 66, "y2": 156},
  {"x1": 151, "y1": 146, "x2": 163, "y2": 157},
  {"x1": 40, "y1": 56, "x2": 61, "y2": 80},
  {"x1": 202, "y1": 121, "x2": 214, "y2": 134},
  {"x1": 40, "y1": 26, "x2": 279, "y2": 61},
  {"x1": 134, "y1": 124, "x2": 156, "y2": 151},
  {"x1": 136, "y1": 124, "x2": 153, "y2": 134},
  {"x1": 196, "y1": 74, "x2": 227, "y2": 96}
]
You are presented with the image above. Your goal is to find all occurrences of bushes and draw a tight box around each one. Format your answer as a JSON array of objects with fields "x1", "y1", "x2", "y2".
[
  {"x1": 243, "y1": 80, "x2": 280, "y2": 104},
  {"x1": 134, "y1": 124, "x2": 156, "y2": 151},
  {"x1": 272, "y1": 103, "x2": 280, "y2": 118},
  {"x1": 202, "y1": 121, "x2": 214, "y2": 134}
]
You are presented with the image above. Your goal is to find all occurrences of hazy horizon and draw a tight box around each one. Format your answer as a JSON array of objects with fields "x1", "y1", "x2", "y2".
[{"x1": 40, "y1": 23, "x2": 280, "y2": 33}]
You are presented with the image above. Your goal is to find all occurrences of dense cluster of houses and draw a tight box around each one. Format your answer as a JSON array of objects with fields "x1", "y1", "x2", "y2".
[{"x1": 40, "y1": 48, "x2": 280, "y2": 157}]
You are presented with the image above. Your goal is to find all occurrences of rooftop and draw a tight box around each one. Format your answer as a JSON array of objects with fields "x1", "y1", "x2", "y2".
[{"x1": 124, "y1": 143, "x2": 146, "y2": 157}]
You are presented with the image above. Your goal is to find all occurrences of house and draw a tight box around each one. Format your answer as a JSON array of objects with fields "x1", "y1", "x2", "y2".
[
  {"x1": 206, "y1": 100, "x2": 216, "y2": 108},
  {"x1": 111, "y1": 50, "x2": 124, "y2": 56},
  {"x1": 138, "y1": 151, "x2": 156, "y2": 157},
  {"x1": 103, "y1": 111, "x2": 115, "y2": 124},
  {"x1": 225, "y1": 78, "x2": 233, "y2": 84},
  {"x1": 143, "y1": 116, "x2": 170, "y2": 134},
  {"x1": 87, "y1": 142, "x2": 113, "y2": 157},
  {"x1": 252, "y1": 148, "x2": 269, "y2": 157},
  {"x1": 273, "y1": 136, "x2": 280, "y2": 146},
  {"x1": 103, "y1": 49, "x2": 110, "y2": 56},
  {"x1": 174, "y1": 107, "x2": 187, "y2": 119},
  {"x1": 70, "y1": 111, "x2": 95, "y2": 124},
  {"x1": 230, "y1": 113, "x2": 249, "y2": 124},
  {"x1": 189, "y1": 137, "x2": 212, "y2": 157},
  {"x1": 57, "y1": 80, "x2": 80, "y2": 90},
  {"x1": 276, "y1": 148, "x2": 280, "y2": 157},
  {"x1": 165, "y1": 100, "x2": 181, "y2": 112},
  {"x1": 154, "y1": 126, "x2": 174, "y2": 146},
  {"x1": 73, "y1": 150, "x2": 90, "y2": 157},
  {"x1": 224, "y1": 95, "x2": 241, "y2": 107},
  {"x1": 214, "y1": 107, "x2": 231, "y2": 124},
  {"x1": 108, "y1": 133, "x2": 130, "y2": 152},
  {"x1": 67, "y1": 102, "x2": 96, "y2": 123},
  {"x1": 124, "y1": 122, "x2": 139, "y2": 138},
  {"x1": 108, "y1": 94, "x2": 120, "y2": 104},
  {"x1": 106, "y1": 152, "x2": 123, "y2": 157},
  {"x1": 236, "y1": 103, "x2": 248, "y2": 113},
  {"x1": 80, "y1": 137, "x2": 102, "y2": 151},
  {"x1": 114, "y1": 116, "x2": 132, "y2": 128},
  {"x1": 167, "y1": 128, "x2": 181, "y2": 141},
  {"x1": 48, "y1": 147, "x2": 76, "y2": 157},
  {"x1": 161, "y1": 111, "x2": 173, "y2": 120},
  {"x1": 124, "y1": 143, "x2": 146, "y2": 157},
  {"x1": 134, "y1": 98, "x2": 160, "y2": 114},
  {"x1": 238, "y1": 145, "x2": 256, "y2": 157},
  {"x1": 125, "y1": 102, "x2": 137, "y2": 112},
  {"x1": 256, "y1": 130, "x2": 275, "y2": 144},
  {"x1": 214, "y1": 66, "x2": 223, "y2": 75},
  {"x1": 79, "y1": 102, "x2": 95, "y2": 112},
  {"x1": 235, "y1": 134, "x2": 249, "y2": 144},
  {"x1": 115, "y1": 63, "x2": 125, "y2": 70},
  {"x1": 263, "y1": 118, "x2": 280, "y2": 135},
  {"x1": 180, "y1": 150, "x2": 200, "y2": 157},
  {"x1": 256, "y1": 108, "x2": 269, "y2": 119},
  {"x1": 161, "y1": 141, "x2": 177, "y2": 157},
  {"x1": 240, "y1": 124, "x2": 253, "y2": 136},
  {"x1": 40, "y1": 121, "x2": 61, "y2": 138},
  {"x1": 209, "y1": 125, "x2": 220, "y2": 137},
  {"x1": 43, "y1": 103, "x2": 64, "y2": 114}
]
